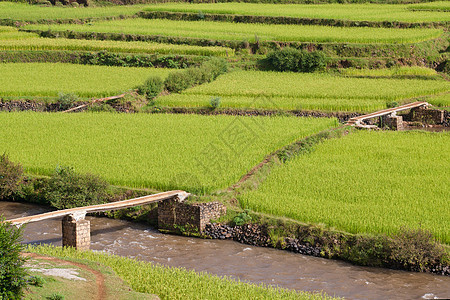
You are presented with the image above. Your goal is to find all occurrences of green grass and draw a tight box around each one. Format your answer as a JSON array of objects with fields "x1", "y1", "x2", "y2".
[
  {"x1": 24, "y1": 18, "x2": 444, "y2": 44},
  {"x1": 339, "y1": 66, "x2": 438, "y2": 78},
  {"x1": 158, "y1": 71, "x2": 450, "y2": 112},
  {"x1": 0, "y1": 63, "x2": 175, "y2": 98},
  {"x1": 144, "y1": 3, "x2": 450, "y2": 23},
  {"x1": 0, "y1": 112, "x2": 337, "y2": 194},
  {"x1": 26, "y1": 245, "x2": 338, "y2": 300},
  {"x1": 0, "y1": 26, "x2": 37, "y2": 40},
  {"x1": 240, "y1": 130, "x2": 450, "y2": 244},
  {"x1": 0, "y1": 2, "x2": 145, "y2": 21}
]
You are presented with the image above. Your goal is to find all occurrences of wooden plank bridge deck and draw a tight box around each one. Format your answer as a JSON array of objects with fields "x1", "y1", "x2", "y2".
[
  {"x1": 5, "y1": 190, "x2": 189, "y2": 226},
  {"x1": 346, "y1": 101, "x2": 429, "y2": 127}
]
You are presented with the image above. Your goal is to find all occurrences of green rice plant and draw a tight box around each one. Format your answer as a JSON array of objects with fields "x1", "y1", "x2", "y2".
[
  {"x1": 0, "y1": 112, "x2": 337, "y2": 194},
  {"x1": 0, "y1": 30, "x2": 234, "y2": 57},
  {"x1": 27, "y1": 245, "x2": 339, "y2": 300},
  {"x1": 158, "y1": 71, "x2": 450, "y2": 112},
  {"x1": 240, "y1": 131, "x2": 450, "y2": 244},
  {"x1": 0, "y1": 26, "x2": 37, "y2": 40},
  {"x1": 144, "y1": 3, "x2": 450, "y2": 23},
  {"x1": 408, "y1": 1, "x2": 450, "y2": 12},
  {"x1": 0, "y1": 63, "x2": 176, "y2": 98},
  {"x1": 340, "y1": 66, "x2": 438, "y2": 78},
  {"x1": 0, "y1": 2, "x2": 145, "y2": 21},
  {"x1": 24, "y1": 19, "x2": 444, "y2": 44}
]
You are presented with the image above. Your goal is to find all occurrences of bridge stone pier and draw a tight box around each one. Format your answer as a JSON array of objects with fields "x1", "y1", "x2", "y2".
[{"x1": 62, "y1": 214, "x2": 90, "y2": 251}]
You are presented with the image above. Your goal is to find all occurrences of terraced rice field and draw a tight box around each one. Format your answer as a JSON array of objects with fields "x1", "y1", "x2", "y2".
[
  {"x1": 159, "y1": 70, "x2": 450, "y2": 112},
  {"x1": 144, "y1": 2, "x2": 450, "y2": 23},
  {"x1": 24, "y1": 19, "x2": 444, "y2": 44},
  {"x1": 0, "y1": 63, "x2": 176, "y2": 98},
  {"x1": 0, "y1": 112, "x2": 337, "y2": 194},
  {"x1": 0, "y1": 2, "x2": 144, "y2": 21},
  {"x1": 240, "y1": 130, "x2": 450, "y2": 244}
]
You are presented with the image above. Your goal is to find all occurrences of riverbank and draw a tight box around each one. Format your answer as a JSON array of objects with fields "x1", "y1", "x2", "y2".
[{"x1": 23, "y1": 245, "x2": 334, "y2": 300}]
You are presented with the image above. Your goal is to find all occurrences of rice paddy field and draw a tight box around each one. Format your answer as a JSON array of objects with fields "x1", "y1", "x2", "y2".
[
  {"x1": 23, "y1": 19, "x2": 444, "y2": 44},
  {"x1": 0, "y1": 28, "x2": 234, "y2": 56},
  {"x1": 0, "y1": 2, "x2": 145, "y2": 21},
  {"x1": 0, "y1": 63, "x2": 176, "y2": 98},
  {"x1": 144, "y1": 2, "x2": 450, "y2": 23},
  {"x1": 240, "y1": 130, "x2": 450, "y2": 244},
  {"x1": 0, "y1": 112, "x2": 337, "y2": 194},
  {"x1": 159, "y1": 70, "x2": 450, "y2": 112}
]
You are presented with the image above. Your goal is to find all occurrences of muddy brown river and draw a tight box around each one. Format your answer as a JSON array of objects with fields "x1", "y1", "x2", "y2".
[{"x1": 2, "y1": 201, "x2": 449, "y2": 300}]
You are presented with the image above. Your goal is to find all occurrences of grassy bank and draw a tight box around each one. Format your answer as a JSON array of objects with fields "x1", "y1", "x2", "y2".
[
  {"x1": 26, "y1": 245, "x2": 338, "y2": 300},
  {"x1": 240, "y1": 130, "x2": 450, "y2": 244},
  {"x1": 0, "y1": 112, "x2": 337, "y2": 194}
]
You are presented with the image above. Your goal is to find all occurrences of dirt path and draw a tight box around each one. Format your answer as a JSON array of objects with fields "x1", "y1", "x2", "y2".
[{"x1": 23, "y1": 253, "x2": 106, "y2": 300}]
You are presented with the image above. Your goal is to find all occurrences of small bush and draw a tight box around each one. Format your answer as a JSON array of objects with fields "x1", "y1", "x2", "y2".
[
  {"x1": 27, "y1": 275, "x2": 45, "y2": 287},
  {"x1": 0, "y1": 154, "x2": 24, "y2": 200},
  {"x1": 264, "y1": 48, "x2": 327, "y2": 73},
  {"x1": 44, "y1": 166, "x2": 111, "y2": 209},
  {"x1": 233, "y1": 210, "x2": 252, "y2": 226},
  {"x1": 137, "y1": 76, "x2": 164, "y2": 100},
  {"x1": 46, "y1": 293, "x2": 64, "y2": 300},
  {"x1": 164, "y1": 72, "x2": 192, "y2": 93},
  {"x1": 389, "y1": 227, "x2": 446, "y2": 271},
  {"x1": 164, "y1": 58, "x2": 228, "y2": 93},
  {"x1": 386, "y1": 101, "x2": 399, "y2": 108},
  {"x1": 209, "y1": 97, "x2": 221, "y2": 110},
  {"x1": 57, "y1": 92, "x2": 79, "y2": 111},
  {"x1": 0, "y1": 217, "x2": 28, "y2": 300}
]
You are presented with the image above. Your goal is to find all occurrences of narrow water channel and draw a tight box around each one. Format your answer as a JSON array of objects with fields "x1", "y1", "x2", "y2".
[{"x1": 2, "y1": 201, "x2": 449, "y2": 300}]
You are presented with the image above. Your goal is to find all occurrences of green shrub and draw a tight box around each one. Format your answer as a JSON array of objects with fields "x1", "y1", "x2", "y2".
[
  {"x1": 27, "y1": 275, "x2": 45, "y2": 287},
  {"x1": 164, "y1": 58, "x2": 228, "y2": 93},
  {"x1": 44, "y1": 166, "x2": 111, "y2": 209},
  {"x1": 264, "y1": 48, "x2": 327, "y2": 73},
  {"x1": 233, "y1": 210, "x2": 252, "y2": 226},
  {"x1": 209, "y1": 97, "x2": 221, "y2": 109},
  {"x1": 46, "y1": 293, "x2": 64, "y2": 300},
  {"x1": 0, "y1": 154, "x2": 23, "y2": 200},
  {"x1": 0, "y1": 217, "x2": 27, "y2": 300},
  {"x1": 137, "y1": 76, "x2": 164, "y2": 100},
  {"x1": 57, "y1": 92, "x2": 79, "y2": 111},
  {"x1": 164, "y1": 72, "x2": 192, "y2": 93},
  {"x1": 389, "y1": 227, "x2": 446, "y2": 272}
]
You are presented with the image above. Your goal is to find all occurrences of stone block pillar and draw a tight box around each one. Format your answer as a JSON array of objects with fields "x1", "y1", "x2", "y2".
[
  {"x1": 62, "y1": 214, "x2": 90, "y2": 251},
  {"x1": 382, "y1": 114, "x2": 403, "y2": 130}
]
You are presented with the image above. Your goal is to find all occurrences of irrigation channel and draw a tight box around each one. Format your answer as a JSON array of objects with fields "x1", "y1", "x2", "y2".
[{"x1": 2, "y1": 201, "x2": 450, "y2": 300}]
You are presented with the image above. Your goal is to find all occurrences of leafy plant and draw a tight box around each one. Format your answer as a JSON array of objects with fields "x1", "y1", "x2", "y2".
[
  {"x1": 209, "y1": 97, "x2": 221, "y2": 110},
  {"x1": 0, "y1": 217, "x2": 28, "y2": 300},
  {"x1": 137, "y1": 76, "x2": 164, "y2": 100},
  {"x1": 27, "y1": 275, "x2": 45, "y2": 287},
  {"x1": 57, "y1": 92, "x2": 79, "y2": 110},
  {"x1": 233, "y1": 210, "x2": 252, "y2": 226},
  {"x1": 44, "y1": 166, "x2": 111, "y2": 209},
  {"x1": 0, "y1": 154, "x2": 23, "y2": 200},
  {"x1": 389, "y1": 227, "x2": 446, "y2": 271},
  {"x1": 46, "y1": 293, "x2": 64, "y2": 300},
  {"x1": 265, "y1": 48, "x2": 327, "y2": 73}
]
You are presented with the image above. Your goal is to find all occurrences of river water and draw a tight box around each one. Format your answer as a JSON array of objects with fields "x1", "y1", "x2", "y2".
[{"x1": 2, "y1": 201, "x2": 449, "y2": 300}]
